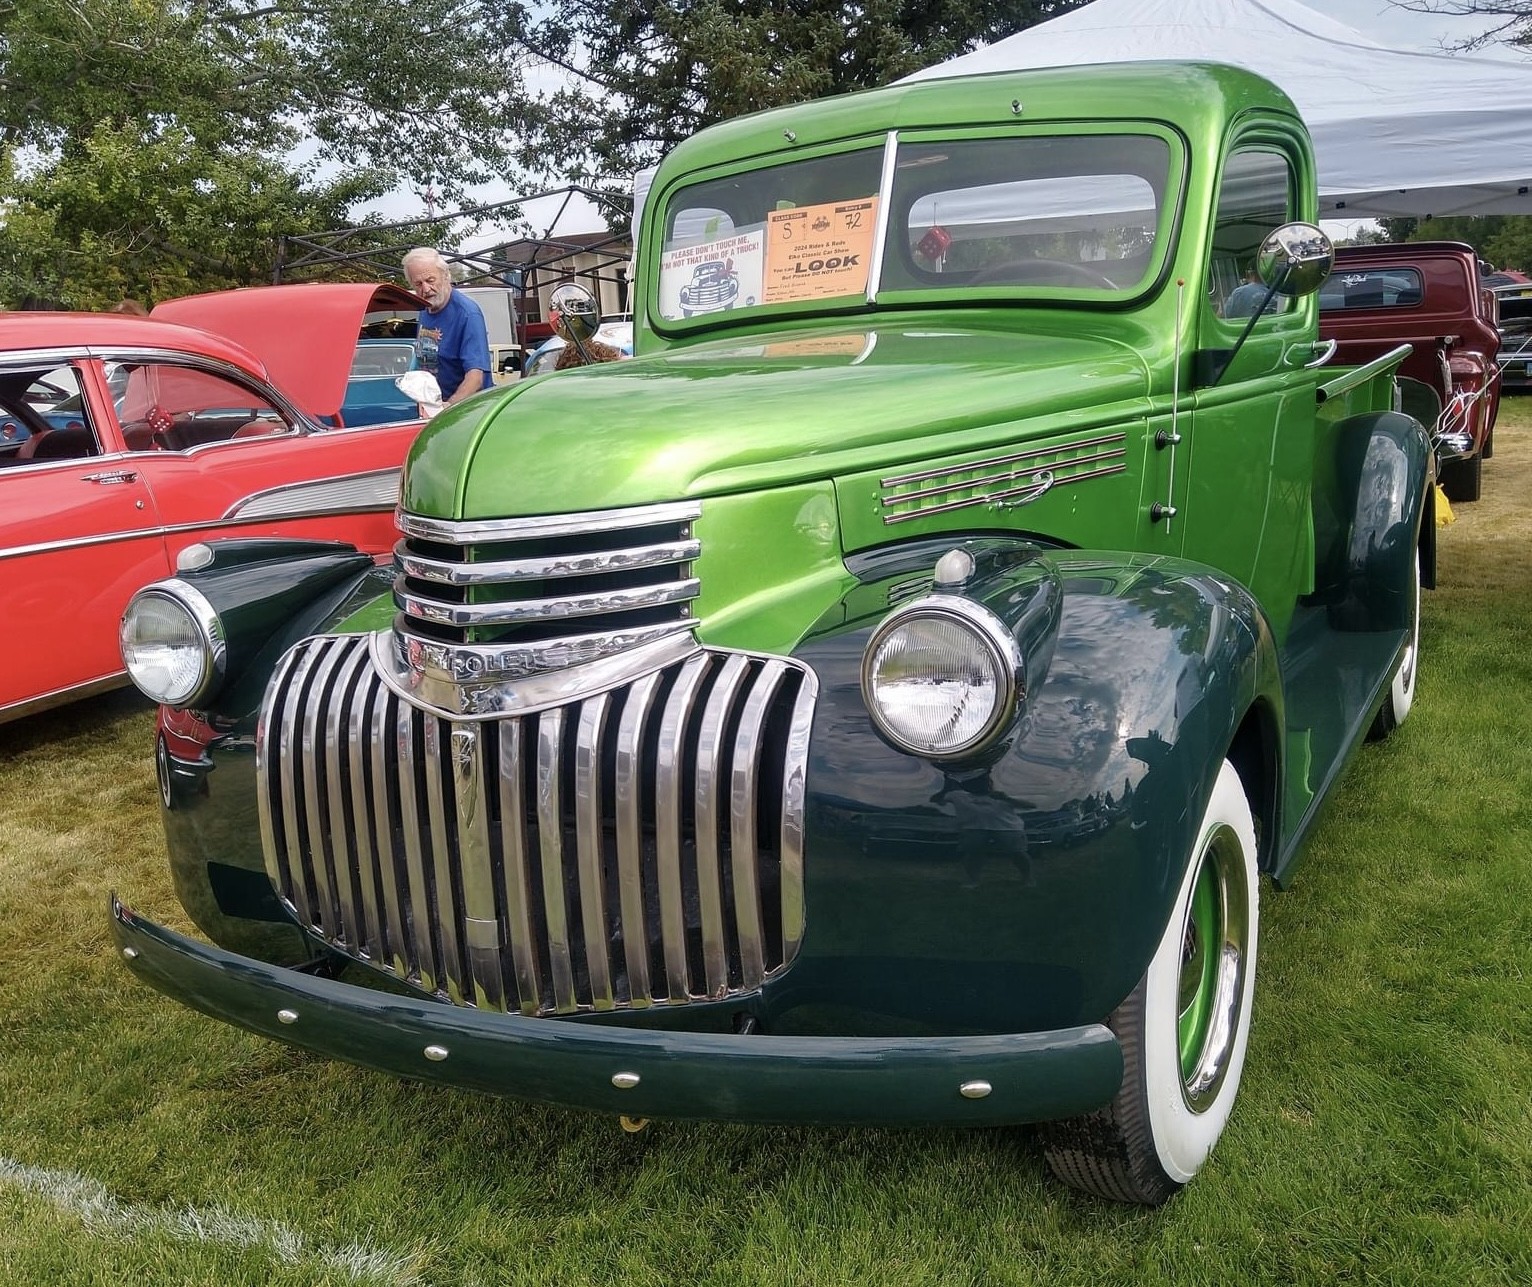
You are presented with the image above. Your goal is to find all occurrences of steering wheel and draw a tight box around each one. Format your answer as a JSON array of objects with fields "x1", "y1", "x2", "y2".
[{"x1": 971, "y1": 258, "x2": 1119, "y2": 289}]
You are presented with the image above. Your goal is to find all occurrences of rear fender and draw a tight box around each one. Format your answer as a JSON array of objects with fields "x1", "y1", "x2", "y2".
[{"x1": 1316, "y1": 410, "x2": 1431, "y2": 630}]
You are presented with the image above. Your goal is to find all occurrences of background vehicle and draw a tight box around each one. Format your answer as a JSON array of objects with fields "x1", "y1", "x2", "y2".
[
  {"x1": 1319, "y1": 242, "x2": 1500, "y2": 501},
  {"x1": 113, "y1": 63, "x2": 1430, "y2": 1206},
  {"x1": 522, "y1": 318, "x2": 634, "y2": 376},
  {"x1": 0, "y1": 284, "x2": 422, "y2": 724}
]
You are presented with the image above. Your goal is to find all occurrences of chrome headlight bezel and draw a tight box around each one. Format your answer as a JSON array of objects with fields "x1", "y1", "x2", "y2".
[
  {"x1": 860, "y1": 594, "x2": 1023, "y2": 760},
  {"x1": 119, "y1": 578, "x2": 226, "y2": 708}
]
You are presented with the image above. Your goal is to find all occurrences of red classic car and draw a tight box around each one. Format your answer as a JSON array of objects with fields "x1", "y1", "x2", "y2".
[
  {"x1": 0, "y1": 283, "x2": 424, "y2": 724},
  {"x1": 1318, "y1": 242, "x2": 1500, "y2": 501}
]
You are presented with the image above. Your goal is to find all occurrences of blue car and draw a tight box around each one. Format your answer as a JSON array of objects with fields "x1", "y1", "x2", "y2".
[{"x1": 341, "y1": 338, "x2": 421, "y2": 427}]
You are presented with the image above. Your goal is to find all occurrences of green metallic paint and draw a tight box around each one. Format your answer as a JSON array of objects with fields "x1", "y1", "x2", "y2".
[{"x1": 1178, "y1": 857, "x2": 1219, "y2": 1081}]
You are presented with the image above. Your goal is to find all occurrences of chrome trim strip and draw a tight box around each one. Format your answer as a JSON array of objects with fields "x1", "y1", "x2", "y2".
[
  {"x1": 227, "y1": 468, "x2": 402, "y2": 522},
  {"x1": 731, "y1": 661, "x2": 788, "y2": 989},
  {"x1": 655, "y1": 655, "x2": 712, "y2": 1001},
  {"x1": 865, "y1": 130, "x2": 899, "y2": 304},
  {"x1": 883, "y1": 461, "x2": 1126, "y2": 524},
  {"x1": 396, "y1": 576, "x2": 700, "y2": 628},
  {"x1": 377, "y1": 627, "x2": 700, "y2": 719},
  {"x1": 497, "y1": 720, "x2": 541, "y2": 1014},
  {"x1": 694, "y1": 654, "x2": 751, "y2": 998},
  {"x1": 574, "y1": 694, "x2": 615, "y2": 1009},
  {"x1": 399, "y1": 500, "x2": 702, "y2": 545},
  {"x1": 614, "y1": 672, "x2": 663, "y2": 1006},
  {"x1": 537, "y1": 708, "x2": 577, "y2": 1013},
  {"x1": 396, "y1": 538, "x2": 701, "y2": 586},
  {"x1": 883, "y1": 448, "x2": 1123, "y2": 505},
  {"x1": 880, "y1": 432, "x2": 1129, "y2": 487}
]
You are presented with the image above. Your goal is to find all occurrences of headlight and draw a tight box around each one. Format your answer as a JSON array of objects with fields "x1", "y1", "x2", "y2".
[
  {"x1": 861, "y1": 595, "x2": 1021, "y2": 759},
  {"x1": 120, "y1": 580, "x2": 225, "y2": 707}
]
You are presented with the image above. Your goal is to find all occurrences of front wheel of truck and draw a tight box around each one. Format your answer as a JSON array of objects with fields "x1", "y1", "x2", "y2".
[{"x1": 1042, "y1": 760, "x2": 1259, "y2": 1204}]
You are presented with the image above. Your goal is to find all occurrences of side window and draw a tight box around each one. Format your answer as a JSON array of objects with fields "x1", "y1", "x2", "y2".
[
  {"x1": 115, "y1": 362, "x2": 294, "y2": 452},
  {"x1": 1207, "y1": 149, "x2": 1296, "y2": 323},
  {"x1": 0, "y1": 362, "x2": 102, "y2": 465}
]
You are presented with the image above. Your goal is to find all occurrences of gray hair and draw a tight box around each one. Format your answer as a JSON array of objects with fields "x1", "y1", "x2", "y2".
[{"x1": 402, "y1": 247, "x2": 449, "y2": 276}]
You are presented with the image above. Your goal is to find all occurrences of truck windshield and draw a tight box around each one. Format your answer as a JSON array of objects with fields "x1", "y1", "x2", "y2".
[{"x1": 657, "y1": 132, "x2": 1172, "y2": 323}]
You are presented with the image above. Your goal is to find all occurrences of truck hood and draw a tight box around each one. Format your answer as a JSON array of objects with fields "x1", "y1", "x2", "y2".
[
  {"x1": 405, "y1": 323, "x2": 1153, "y2": 519},
  {"x1": 153, "y1": 283, "x2": 424, "y2": 420}
]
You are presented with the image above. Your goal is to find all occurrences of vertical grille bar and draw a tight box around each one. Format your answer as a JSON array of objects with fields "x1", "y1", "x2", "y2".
[
  {"x1": 276, "y1": 644, "x2": 325, "y2": 926},
  {"x1": 422, "y1": 717, "x2": 466, "y2": 1002},
  {"x1": 693, "y1": 654, "x2": 751, "y2": 998},
  {"x1": 536, "y1": 709, "x2": 577, "y2": 1012},
  {"x1": 256, "y1": 647, "x2": 305, "y2": 914},
  {"x1": 613, "y1": 671, "x2": 662, "y2": 1006},
  {"x1": 574, "y1": 693, "x2": 615, "y2": 1009},
  {"x1": 368, "y1": 683, "x2": 411, "y2": 976},
  {"x1": 780, "y1": 679, "x2": 815, "y2": 961},
  {"x1": 452, "y1": 721, "x2": 505, "y2": 1010},
  {"x1": 654, "y1": 655, "x2": 712, "y2": 1001},
  {"x1": 322, "y1": 642, "x2": 370, "y2": 950},
  {"x1": 730, "y1": 660, "x2": 789, "y2": 989},
  {"x1": 300, "y1": 639, "x2": 348, "y2": 938},
  {"x1": 396, "y1": 702, "x2": 438, "y2": 991},
  {"x1": 496, "y1": 721, "x2": 542, "y2": 1014},
  {"x1": 346, "y1": 670, "x2": 385, "y2": 963}
]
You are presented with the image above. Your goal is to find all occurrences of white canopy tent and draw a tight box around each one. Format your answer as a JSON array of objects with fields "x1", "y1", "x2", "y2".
[{"x1": 901, "y1": 0, "x2": 1532, "y2": 220}]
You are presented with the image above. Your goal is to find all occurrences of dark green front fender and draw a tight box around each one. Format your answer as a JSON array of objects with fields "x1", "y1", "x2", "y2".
[{"x1": 784, "y1": 543, "x2": 1282, "y2": 1036}]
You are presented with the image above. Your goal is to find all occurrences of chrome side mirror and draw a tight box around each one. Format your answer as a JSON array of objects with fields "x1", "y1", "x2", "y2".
[
  {"x1": 548, "y1": 283, "x2": 601, "y2": 346},
  {"x1": 1257, "y1": 222, "x2": 1334, "y2": 298}
]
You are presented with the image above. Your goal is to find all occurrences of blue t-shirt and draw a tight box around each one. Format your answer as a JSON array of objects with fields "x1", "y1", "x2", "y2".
[{"x1": 417, "y1": 289, "x2": 492, "y2": 400}]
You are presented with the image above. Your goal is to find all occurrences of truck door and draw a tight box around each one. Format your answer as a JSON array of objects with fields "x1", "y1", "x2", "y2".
[{"x1": 1179, "y1": 137, "x2": 1320, "y2": 642}]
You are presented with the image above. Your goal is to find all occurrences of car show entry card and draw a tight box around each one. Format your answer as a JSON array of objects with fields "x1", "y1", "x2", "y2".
[{"x1": 763, "y1": 198, "x2": 879, "y2": 304}]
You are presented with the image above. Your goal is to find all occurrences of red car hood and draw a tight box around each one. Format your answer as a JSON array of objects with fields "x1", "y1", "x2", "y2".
[{"x1": 153, "y1": 283, "x2": 423, "y2": 419}]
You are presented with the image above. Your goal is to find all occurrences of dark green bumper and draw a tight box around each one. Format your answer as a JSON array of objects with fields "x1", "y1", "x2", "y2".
[{"x1": 112, "y1": 897, "x2": 1124, "y2": 1127}]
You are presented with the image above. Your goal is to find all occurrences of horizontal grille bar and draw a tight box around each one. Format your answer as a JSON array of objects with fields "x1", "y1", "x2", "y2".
[
  {"x1": 396, "y1": 537, "x2": 701, "y2": 586},
  {"x1": 258, "y1": 634, "x2": 816, "y2": 1016}
]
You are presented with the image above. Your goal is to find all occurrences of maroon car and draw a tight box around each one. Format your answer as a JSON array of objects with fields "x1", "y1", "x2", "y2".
[{"x1": 1319, "y1": 242, "x2": 1500, "y2": 501}]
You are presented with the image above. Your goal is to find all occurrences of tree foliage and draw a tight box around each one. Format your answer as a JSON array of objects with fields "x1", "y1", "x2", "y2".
[
  {"x1": 1376, "y1": 215, "x2": 1532, "y2": 272},
  {"x1": 0, "y1": 0, "x2": 1084, "y2": 306},
  {"x1": 0, "y1": 0, "x2": 537, "y2": 307},
  {"x1": 517, "y1": 2, "x2": 1088, "y2": 187}
]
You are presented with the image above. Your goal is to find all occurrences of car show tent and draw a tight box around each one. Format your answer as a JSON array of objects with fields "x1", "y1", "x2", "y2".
[{"x1": 901, "y1": 0, "x2": 1532, "y2": 220}]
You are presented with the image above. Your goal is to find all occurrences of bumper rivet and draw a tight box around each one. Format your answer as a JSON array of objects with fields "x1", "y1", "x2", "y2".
[
  {"x1": 276, "y1": 1009, "x2": 298, "y2": 1025},
  {"x1": 121, "y1": 947, "x2": 138, "y2": 960},
  {"x1": 611, "y1": 1071, "x2": 641, "y2": 1089},
  {"x1": 424, "y1": 1045, "x2": 449, "y2": 1062},
  {"x1": 959, "y1": 1080, "x2": 993, "y2": 1099}
]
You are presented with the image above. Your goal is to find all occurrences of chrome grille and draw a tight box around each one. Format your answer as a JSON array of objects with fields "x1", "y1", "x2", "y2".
[
  {"x1": 393, "y1": 502, "x2": 702, "y2": 672},
  {"x1": 257, "y1": 634, "x2": 814, "y2": 1015}
]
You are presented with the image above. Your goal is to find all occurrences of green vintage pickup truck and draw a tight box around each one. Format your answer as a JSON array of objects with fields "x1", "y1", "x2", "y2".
[{"x1": 112, "y1": 62, "x2": 1431, "y2": 1204}]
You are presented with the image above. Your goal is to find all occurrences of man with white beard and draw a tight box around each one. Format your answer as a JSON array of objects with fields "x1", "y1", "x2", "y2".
[{"x1": 402, "y1": 246, "x2": 492, "y2": 406}]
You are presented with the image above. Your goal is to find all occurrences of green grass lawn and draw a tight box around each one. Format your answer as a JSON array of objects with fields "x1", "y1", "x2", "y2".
[{"x1": 2, "y1": 407, "x2": 1530, "y2": 1285}]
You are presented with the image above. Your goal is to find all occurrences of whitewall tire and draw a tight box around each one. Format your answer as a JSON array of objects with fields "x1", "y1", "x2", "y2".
[{"x1": 1043, "y1": 759, "x2": 1260, "y2": 1204}]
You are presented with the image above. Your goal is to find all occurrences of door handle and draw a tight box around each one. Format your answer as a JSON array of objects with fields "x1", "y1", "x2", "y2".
[
  {"x1": 1287, "y1": 338, "x2": 1338, "y2": 369},
  {"x1": 82, "y1": 469, "x2": 138, "y2": 484}
]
